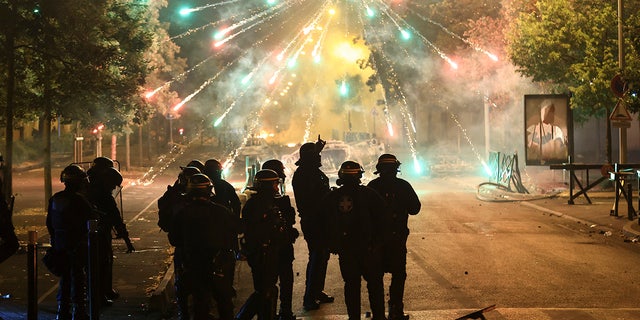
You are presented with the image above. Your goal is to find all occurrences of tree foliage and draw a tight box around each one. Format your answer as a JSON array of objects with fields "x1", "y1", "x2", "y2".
[
  {"x1": 506, "y1": 0, "x2": 640, "y2": 121},
  {"x1": 0, "y1": 0, "x2": 154, "y2": 131},
  {"x1": 0, "y1": 0, "x2": 158, "y2": 198},
  {"x1": 140, "y1": 0, "x2": 187, "y2": 124}
]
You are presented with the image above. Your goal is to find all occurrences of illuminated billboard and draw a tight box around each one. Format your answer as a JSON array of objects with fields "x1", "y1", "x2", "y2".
[{"x1": 524, "y1": 94, "x2": 572, "y2": 165}]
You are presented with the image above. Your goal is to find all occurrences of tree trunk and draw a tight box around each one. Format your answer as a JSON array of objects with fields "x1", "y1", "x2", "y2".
[
  {"x1": 606, "y1": 108, "x2": 612, "y2": 163},
  {"x1": 111, "y1": 134, "x2": 117, "y2": 162},
  {"x1": 125, "y1": 131, "x2": 130, "y2": 171},
  {"x1": 43, "y1": 111, "x2": 52, "y2": 209},
  {"x1": 138, "y1": 124, "x2": 143, "y2": 166},
  {"x1": 4, "y1": 23, "x2": 15, "y2": 200}
]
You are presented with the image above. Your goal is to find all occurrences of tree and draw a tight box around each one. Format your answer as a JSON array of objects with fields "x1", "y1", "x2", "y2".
[
  {"x1": 506, "y1": 0, "x2": 640, "y2": 120},
  {"x1": 0, "y1": 0, "x2": 153, "y2": 204}
]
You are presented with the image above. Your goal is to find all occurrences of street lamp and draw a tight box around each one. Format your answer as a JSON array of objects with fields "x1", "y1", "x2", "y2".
[{"x1": 92, "y1": 124, "x2": 104, "y2": 158}]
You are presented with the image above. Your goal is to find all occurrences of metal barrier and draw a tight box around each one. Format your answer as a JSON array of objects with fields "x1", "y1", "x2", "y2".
[
  {"x1": 609, "y1": 166, "x2": 637, "y2": 220},
  {"x1": 486, "y1": 152, "x2": 528, "y2": 194},
  {"x1": 549, "y1": 163, "x2": 640, "y2": 205},
  {"x1": 548, "y1": 163, "x2": 607, "y2": 204},
  {"x1": 26, "y1": 222, "x2": 102, "y2": 319}
]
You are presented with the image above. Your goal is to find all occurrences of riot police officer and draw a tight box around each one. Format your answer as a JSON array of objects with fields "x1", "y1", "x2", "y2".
[
  {"x1": 87, "y1": 164, "x2": 133, "y2": 306},
  {"x1": 261, "y1": 159, "x2": 299, "y2": 320},
  {"x1": 236, "y1": 169, "x2": 289, "y2": 320},
  {"x1": 157, "y1": 165, "x2": 201, "y2": 320},
  {"x1": 173, "y1": 174, "x2": 238, "y2": 320},
  {"x1": 46, "y1": 165, "x2": 96, "y2": 320},
  {"x1": 323, "y1": 161, "x2": 386, "y2": 320},
  {"x1": 291, "y1": 136, "x2": 334, "y2": 310},
  {"x1": 0, "y1": 155, "x2": 18, "y2": 264},
  {"x1": 203, "y1": 159, "x2": 241, "y2": 217},
  {"x1": 203, "y1": 158, "x2": 243, "y2": 297},
  {"x1": 0, "y1": 192, "x2": 17, "y2": 264},
  {"x1": 367, "y1": 154, "x2": 421, "y2": 320}
]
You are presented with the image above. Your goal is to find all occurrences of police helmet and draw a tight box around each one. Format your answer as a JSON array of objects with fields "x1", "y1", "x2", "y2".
[
  {"x1": 299, "y1": 142, "x2": 316, "y2": 158},
  {"x1": 91, "y1": 157, "x2": 114, "y2": 169},
  {"x1": 88, "y1": 157, "x2": 114, "y2": 179},
  {"x1": 204, "y1": 159, "x2": 223, "y2": 178},
  {"x1": 60, "y1": 164, "x2": 88, "y2": 184},
  {"x1": 261, "y1": 159, "x2": 286, "y2": 179},
  {"x1": 186, "y1": 173, "x2": 213, "y2": 195},
  {"x1": 103, "y1": 167, "x2": 123, "y2": 189},
  {"x1": 337, "y1": 161, "x2": 364, "y2": 185},
  {"x1": 182, "y1": 159, "x2": 205, "y2": 172},
  {"x1": 253, "y1": 169, "x2": 280, "y2": 190},
  {"x1": 295, "y1": 142, "x2": 322, "y2": 166},
  {"x1": 374, "y1": 154, "x2": 401, "y2": 174},
  {"x1": 178, "y1": 166, "x2": 201, "y2": 185}
]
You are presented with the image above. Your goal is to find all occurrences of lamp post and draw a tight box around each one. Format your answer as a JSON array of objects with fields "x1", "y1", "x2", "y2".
[
  {"x1": 166, "y1": 113, "x2": 175, "y2": 145},
  {"x1": 618, "y1": 0, "x2": 627, "y2": 163},
  {"x1": 92, "y1": 124, "x2": 104, "y2": 158}
]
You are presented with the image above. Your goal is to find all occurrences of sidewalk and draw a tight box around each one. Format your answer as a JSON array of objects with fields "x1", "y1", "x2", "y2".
[{"x1": 522, "y1": 190, "x2": 640, "y2": 241}]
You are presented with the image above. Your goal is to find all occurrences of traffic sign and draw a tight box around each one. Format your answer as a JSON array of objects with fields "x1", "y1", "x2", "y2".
[{"x1": 609, "y1": 100, "x2": 632, "y2": 121}]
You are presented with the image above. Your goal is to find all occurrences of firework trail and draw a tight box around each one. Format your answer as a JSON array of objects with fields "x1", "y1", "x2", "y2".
[
  {"x1": 215, "y1": 1, "x2": 290, "y2": 47},
  {"x1": 215, "y1": 52, "x2": 276, "y2": 126},
  {"x1": 172, "y1": 57, "x2": 239, "y2": 112},
  {"x1": 146, "y1": 54, "x2": 216, "y2": 99},
  {"x1": 358, "y1": 0, "x2": 425, "y2": 171},
  {"x1": 375, "y1": 0, "x2": 458, "y2": 69},
  {"x1": 180, "y1": 0, "x2": 243, "y2": 15},
  {"x1": 303, "y1": 78, "x2": 321, "y2": 143},
  {"x1": 371, "y1": 0, "x2": 490, "y2": 168},
  {"x1": 276, "y1": 0, "x2": 330, "y2": 61},
  {"x1": 311, "y1": 12, "x2": 332, "y2": 61},
  {"x1": 407, "y1": 5, "x2": 498, "y2": 61}
]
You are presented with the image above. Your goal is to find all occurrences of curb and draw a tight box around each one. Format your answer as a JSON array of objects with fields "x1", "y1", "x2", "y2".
[
  {"x1": 623, "y1": 221, "x2": 640, "y2": 240},
  {"x1": 149, "y1": 262, "x2": 175, "y2": 316},
  {"x1": 521, "y1": 201, "x2": 640, "y2": 239}
]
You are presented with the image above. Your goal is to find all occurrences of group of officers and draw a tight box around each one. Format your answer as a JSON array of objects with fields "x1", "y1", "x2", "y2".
[
  {"x1": 158, "y1": 135, "x2": 421, "y2": 320},
  {"x1": 46, "y1": 157, "x2": 134, "y2": 320}
]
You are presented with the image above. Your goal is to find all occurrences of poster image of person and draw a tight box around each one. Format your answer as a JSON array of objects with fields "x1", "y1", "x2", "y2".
[{"x1": 524, "y1": 95, "x2": 571, "y2": 165}]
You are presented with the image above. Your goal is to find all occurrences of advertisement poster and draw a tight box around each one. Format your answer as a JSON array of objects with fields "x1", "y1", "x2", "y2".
[{"x1": 524, "y1": 94, "x2": 572, "y2": 165}]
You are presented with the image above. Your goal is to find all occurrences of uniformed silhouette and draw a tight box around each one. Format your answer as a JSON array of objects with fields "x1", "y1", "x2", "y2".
[
  {"x1": 47, "y1": 165, "x2": 97, "y2": 320},
  {"x1": 173, "y1": 173, "x2": 238, "y2": 320},
  {"x1": 367, "y1": 154, "x2": 421, "y2": 320},
  {"x1": 323, "y1": 161, "x2": 386, "y2": 320},
  {"x1": 236, "y1": 169, "x2": 290, "y2": 320},
  {"x1": 292, "y1": 136, "x2": 334, "y2": 310}
]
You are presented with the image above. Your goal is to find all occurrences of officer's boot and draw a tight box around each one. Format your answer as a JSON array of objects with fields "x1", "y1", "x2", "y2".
[
  {"x1": 176, "y1": 295, "x2": 190, "y2": 320},
  {"x1": 56, "y1": 302, "x2": 72, "y2": 320},
  {"x1": 235, "y1": 292, "x2": 260, "y2": 320},
  {"x1": 263, "y1": 286, "x2": 278, "y2": 320},
  {"x1": 388, "y1": 301, "x2": 409, "y2": 320},
  {"x1": 72, "y1": 303, "x2": 89, "y2": 320}
]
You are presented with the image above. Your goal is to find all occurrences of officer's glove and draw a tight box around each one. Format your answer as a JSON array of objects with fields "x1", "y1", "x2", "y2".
[
  {"x1": 315, "y1": 135, "x2": 326, "y2": 153},
  {"x1": 125, "y1": 241, "x2": 135, "y2": 253}
]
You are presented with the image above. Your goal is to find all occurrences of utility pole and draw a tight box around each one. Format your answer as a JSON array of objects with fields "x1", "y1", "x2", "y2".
[{"x1": 618, "y1": 0, "x2": 627, "y2": 163}]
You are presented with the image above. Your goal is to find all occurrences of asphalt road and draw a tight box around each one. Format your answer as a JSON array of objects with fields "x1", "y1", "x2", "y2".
[{"x1": 2, "y1": 158, "x2": 640, "y2": 319}]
